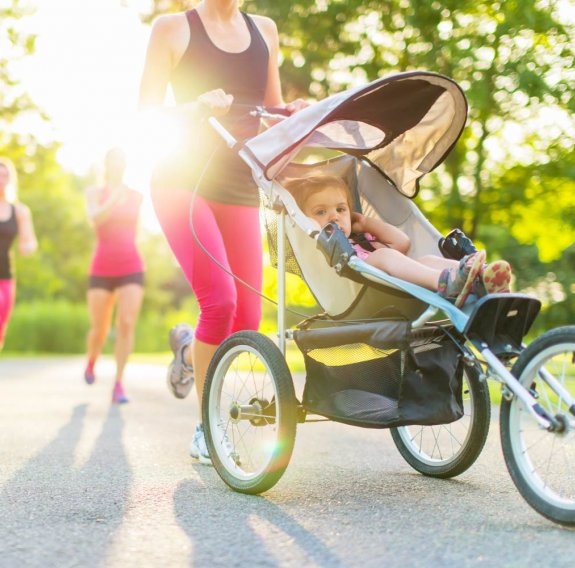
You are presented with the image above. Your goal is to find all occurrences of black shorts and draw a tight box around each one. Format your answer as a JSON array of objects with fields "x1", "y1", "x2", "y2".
[{"x1": 88, "y1": 272, "x2": 145, "y2": 292}]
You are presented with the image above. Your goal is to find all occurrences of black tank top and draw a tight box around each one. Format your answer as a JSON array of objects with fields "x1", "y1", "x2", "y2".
[
  {"x1": 162, "y1": 10, "x2": 269, "y2": 206},
  {"x1": 0, "y1": 204, "x2": 17, "y2": 279}
]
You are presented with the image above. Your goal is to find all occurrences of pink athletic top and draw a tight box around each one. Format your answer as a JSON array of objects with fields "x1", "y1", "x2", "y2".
[{"x1": 89, "y1": 188, "x2": 144, "y2": 277}]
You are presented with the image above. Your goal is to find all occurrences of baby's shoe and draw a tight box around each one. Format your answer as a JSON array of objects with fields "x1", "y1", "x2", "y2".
[
  {"x1": 482, "y1": 260, "x2": 512, "y2": 294},
  {"x1": 439, "y1": 250, "x2": 486, "y2": 307}
]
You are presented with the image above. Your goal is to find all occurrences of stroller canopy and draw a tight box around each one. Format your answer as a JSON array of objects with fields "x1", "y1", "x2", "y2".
[{"x1": 244, "y1": 71, "x2": 467, "y2": 198}]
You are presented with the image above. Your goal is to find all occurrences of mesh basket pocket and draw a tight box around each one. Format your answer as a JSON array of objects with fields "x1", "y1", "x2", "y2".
[{"x1": 294, "y1": 322, "x2": 463, "y2": 429}]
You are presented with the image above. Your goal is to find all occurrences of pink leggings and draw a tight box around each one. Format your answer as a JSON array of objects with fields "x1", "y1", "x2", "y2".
[
  {"x1": 0, "y1": 279, "x2": 16, "y2": 347},
  {"x1": 152, "y1": 189, "x2": 262, "y2": 345}
]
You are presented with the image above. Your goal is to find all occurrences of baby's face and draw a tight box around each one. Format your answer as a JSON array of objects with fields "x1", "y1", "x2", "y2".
[{"x1": 303, "y1": 186, "x2": 352, "y2": 237}]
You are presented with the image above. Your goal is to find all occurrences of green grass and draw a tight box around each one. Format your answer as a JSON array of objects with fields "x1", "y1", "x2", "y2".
[
  {"x1": 130, "y1": 352, "x2": 172, "y2": 365},
  {"x1": 130, "y1": 341, "x2": 307, "y2": 373}
]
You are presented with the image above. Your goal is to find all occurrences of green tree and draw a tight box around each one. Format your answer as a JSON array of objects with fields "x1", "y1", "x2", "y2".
[
  {"x1": 141, "y1": 0, "x2": 575, "y2": 324},
  {"x1": 0, "y1": 1, "x2": 41, "y2": 149}
]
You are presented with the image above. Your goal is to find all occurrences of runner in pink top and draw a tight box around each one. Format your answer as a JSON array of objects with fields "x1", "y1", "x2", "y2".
[
  {"x1": 84, "y1": 148, "x2": 145, "y2": 404},
  {"x1": 90, "y1": 187, "x2": 144, "y2": 278}
]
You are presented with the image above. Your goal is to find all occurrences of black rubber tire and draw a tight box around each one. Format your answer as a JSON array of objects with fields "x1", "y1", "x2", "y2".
[
  {"x1": 500, "y1": 326, "x2": 575, "y2": 526},
  {"x1": 390, "y1": 363, "x2": 491, "y2": 478},
  {"x1": 202, "y1": 331, "x2": 297, "y2": 494}
]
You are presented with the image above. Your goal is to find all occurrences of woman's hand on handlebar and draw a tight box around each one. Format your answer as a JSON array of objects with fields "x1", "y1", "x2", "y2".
[
  {"x1": 198, "y1": 89, "x2": 234, "y2": 117},
  {"x1": 284, "y1": 97, "x2": 310, "y2": 115}
]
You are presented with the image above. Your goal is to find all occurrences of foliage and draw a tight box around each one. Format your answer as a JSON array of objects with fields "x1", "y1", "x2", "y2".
[
  {"x1": 14, "y1": 149, "x2": 94, "y2": 302},
  {"x1": 140, "y1": 0, "x2": 575, "y2": 253},
  {"x1": 0, "y1": 1, "x2": 48, "y2": 151},
  {"x1": 3, "y1": 298, "x2": 200, "y2": 354},
  {"x1": 4, "y1": 1, "x2": 575, "y2": 352},
  {"x1": 4, "y1": 300, "x2": 89, "y2": 353}
]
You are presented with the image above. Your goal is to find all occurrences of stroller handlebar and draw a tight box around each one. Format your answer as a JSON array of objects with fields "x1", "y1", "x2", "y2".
[
  {"x1": 229, "y1": 103, "x2": 292, "y2": 119},
  {"x1": 208, "y1": 104, "x2": 290, "y2": 149}
]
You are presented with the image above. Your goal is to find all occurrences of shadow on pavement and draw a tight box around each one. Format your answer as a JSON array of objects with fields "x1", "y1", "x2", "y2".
[
  {"x1": 174, "y1": 465, "x2": 346, "y2": 568},
  {"x1": 0, "y1": 403, "x2": 131, "y2": 567}
]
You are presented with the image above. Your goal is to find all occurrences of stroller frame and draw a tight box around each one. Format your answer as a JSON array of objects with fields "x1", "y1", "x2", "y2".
[{"x1": 202, "y1": 72, "x2": 575, "y2": 526}]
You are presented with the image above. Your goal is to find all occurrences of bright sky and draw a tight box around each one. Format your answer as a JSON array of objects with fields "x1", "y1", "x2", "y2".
[
  {"x1": 19, "y1": 0, "x2": 156, "y2": 183},
  {"x1": 17, "y1": 0, "x2": 169, "y2": 228},
  {"x1": 15, "y1": 0, "x2": 575, "y2": 191}
]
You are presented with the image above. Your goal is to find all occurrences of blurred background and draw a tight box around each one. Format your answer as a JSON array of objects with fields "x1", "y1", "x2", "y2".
[{"x1": 1, "y1": 0, "x2": 574, "y2": 354}]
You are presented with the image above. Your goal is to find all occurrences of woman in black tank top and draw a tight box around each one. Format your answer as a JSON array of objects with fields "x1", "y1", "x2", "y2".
[
  {"x1": 139, "y1": 0, "x2": 309, "y2": 462},
  {"x1": 0, "y1": 158, "x2": 38, "y2": 350}
]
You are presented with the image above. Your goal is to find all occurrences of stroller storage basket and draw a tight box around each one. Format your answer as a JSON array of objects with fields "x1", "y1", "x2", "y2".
[{"x1": 294, "y1": 322, "x2": 464, "y2": 428}]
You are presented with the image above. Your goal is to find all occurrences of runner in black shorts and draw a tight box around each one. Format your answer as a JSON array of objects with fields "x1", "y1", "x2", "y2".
[
  {"x1": 88, "y1": 272, "x2": 145, "y2": 292},
  {"x1": 84, "y1": 148, "x2": 145, "y2": 404}
]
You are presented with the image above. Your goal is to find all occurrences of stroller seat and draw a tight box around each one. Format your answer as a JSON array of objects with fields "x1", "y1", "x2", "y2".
[{"x1": 270, "y1": 154, "x2": 443, "y2": 322}]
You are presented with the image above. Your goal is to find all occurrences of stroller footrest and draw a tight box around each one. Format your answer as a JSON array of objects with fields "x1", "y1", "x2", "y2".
[{"x1": 465, "y1": 293, "x2": 541, "y2": 355}]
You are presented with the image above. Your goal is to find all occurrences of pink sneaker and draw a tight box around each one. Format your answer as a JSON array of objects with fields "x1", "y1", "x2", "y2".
[
  {"x1": 112, "y1": 382, "x2": 129, "y2": 404},
  {"x1": 84, "y1": 367, "x2": 95, "y2": 385}
]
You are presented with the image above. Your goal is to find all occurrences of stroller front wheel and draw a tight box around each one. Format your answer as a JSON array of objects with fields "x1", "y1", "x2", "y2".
[
  {"x1": 500, "y1": 326, "x2": 575, "y2": 526},
  {"x1": 202, "y1": 331, "x2": 298, "y2": 494}
]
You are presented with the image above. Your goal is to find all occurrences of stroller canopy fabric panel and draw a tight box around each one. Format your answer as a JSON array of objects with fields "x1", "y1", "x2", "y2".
[{"x1": 245, "y1": 71, "x2": 467, "y2": 198}]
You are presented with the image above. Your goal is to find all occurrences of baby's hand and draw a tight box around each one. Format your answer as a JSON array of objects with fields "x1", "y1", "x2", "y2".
[{"x1": 351, "y1": 212, "x2": 366, "y2": 233}]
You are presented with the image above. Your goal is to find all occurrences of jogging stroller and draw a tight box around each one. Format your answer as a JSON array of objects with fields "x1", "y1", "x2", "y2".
[{"x1": 201, "y1": 71, "x2": 575, "y2": 527}]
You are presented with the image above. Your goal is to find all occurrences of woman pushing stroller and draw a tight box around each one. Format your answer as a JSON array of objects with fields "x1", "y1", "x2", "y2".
[{"x1": 285, "y1": 174, "x2": 512, "y2": 307}]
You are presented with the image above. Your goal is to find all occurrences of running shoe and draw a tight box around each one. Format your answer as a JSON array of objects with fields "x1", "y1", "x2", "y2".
[
  {"x1": 482, "y1": 260, "x2": 512, "y2": 294},
  {"x1": 167, "y1": 323, "x2": 195, "y2": 399},
  {"x1": 84, "y1": 366, "x2": 95, "y2": 385},
  {"x1": 112, "y1": 382, "x2": 129, "y2": 404},
  {"x1": 189, "y1": 423, "x2": 212, "y2": 465}
]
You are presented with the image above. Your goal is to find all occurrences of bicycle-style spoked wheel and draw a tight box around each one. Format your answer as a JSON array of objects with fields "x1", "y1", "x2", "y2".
[
  {"x1": 202, "y1": 331, "x2": 298, "y2": 494},
  {"x1": 500, "y1": 326, "x2": 575, "y2": 526},
  {"x1": 390, "y1": 364, "x2": 490, "y2": 477}
]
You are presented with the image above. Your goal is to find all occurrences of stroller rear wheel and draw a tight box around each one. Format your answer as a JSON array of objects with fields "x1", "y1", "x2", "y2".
[
  {"x1": 500, "y1": 326, "x2": 575, "y2": 526},
  {"x1": 202, "y1": 331, "x2": 298, "y2": 494},
  {"x1": 390, "y1": 363, "x2": 490, "y2": 477}
]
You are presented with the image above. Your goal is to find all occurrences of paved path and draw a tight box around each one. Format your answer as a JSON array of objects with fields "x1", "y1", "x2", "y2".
[{"x1": 0, "y1": 356, "x2": 574, "y2": 568}]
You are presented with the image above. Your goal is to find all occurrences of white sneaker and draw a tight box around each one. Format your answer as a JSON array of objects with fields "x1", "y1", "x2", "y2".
[{"x1": 189, "y1": 423, "x2": 212, "y2": 465}]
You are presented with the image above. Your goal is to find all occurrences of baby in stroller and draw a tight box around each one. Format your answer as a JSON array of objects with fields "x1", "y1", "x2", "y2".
[{"x1": 285, "y1": 174, "x2": 512, "y2": 307}]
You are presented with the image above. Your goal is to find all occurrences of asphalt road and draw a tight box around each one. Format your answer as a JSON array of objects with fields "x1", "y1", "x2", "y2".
[{"x1": 1, "y1": 356, "x2": 574, "y2": 568}]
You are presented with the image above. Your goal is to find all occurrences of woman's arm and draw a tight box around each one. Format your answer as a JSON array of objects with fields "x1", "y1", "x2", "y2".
[
  {"x1": 138, "y1": 13, "x2": 233, "y2": 126},
  {"x1": 138, "y1": 14, "x2": 207, "y2": 118},
  {"x1": 254, "y1": 15, "x2": 308, "y2": 113},
  {"x1": 86, "y1": 186, "x2": 124, "y2": 225},
  {"x1": 351, "y1": 212, "x2": 411, "y2": 254},
  {"x1": 15, "y1": 203, "x2": 37, "y2": 256},
  {"x1": 139, "y1": 14, "x2": 184, "y2": 108}
]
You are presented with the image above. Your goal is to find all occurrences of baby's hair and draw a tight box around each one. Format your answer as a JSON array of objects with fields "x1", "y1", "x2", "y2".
[{"x1": 284, "y1": 174, "x2": 352, "y2": 213}]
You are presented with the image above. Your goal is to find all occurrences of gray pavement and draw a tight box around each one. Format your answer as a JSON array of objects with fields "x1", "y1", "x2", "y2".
[{"x1": 0, "y1": 356, "x2": 574, "y2": 568}]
